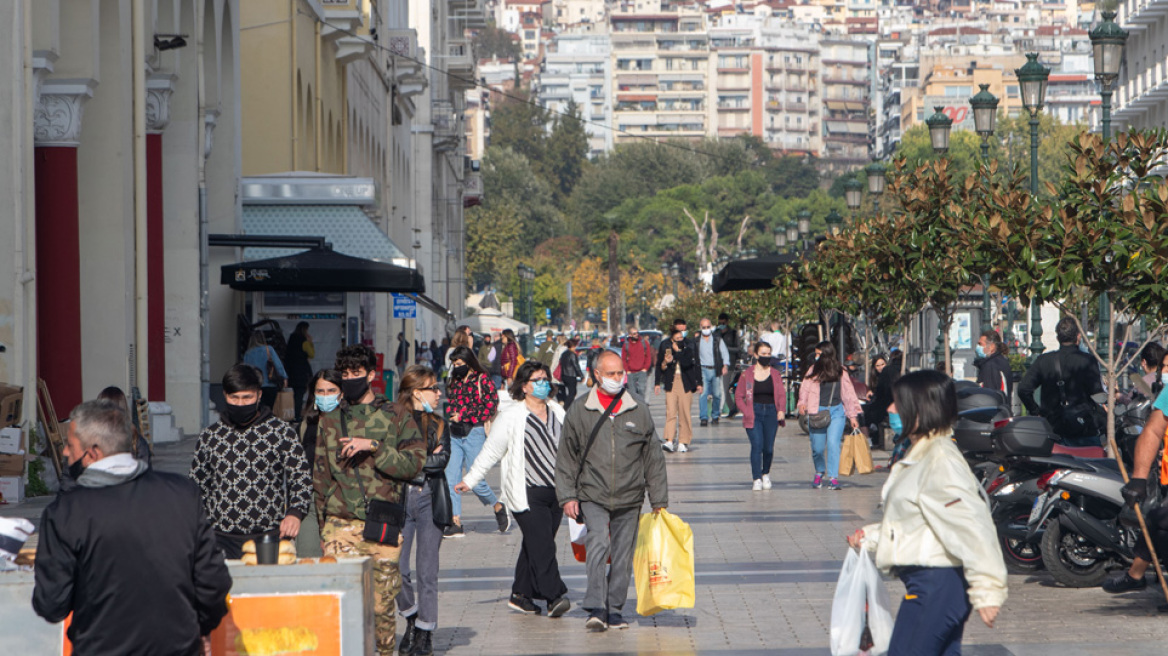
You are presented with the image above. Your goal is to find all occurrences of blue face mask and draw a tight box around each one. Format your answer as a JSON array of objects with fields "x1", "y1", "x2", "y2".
[
  {"x1": 889, "y1": 412, "x2": 903, "y2": 436},
  {"x1": 315, "y1": 393, "x2": 340, "y2": 413},
  {"x1": 531, "y1": 379, "x2": 552, "y2": 400},
  {"x1": 1161, "y1": 373, "x2": 1168, "y2": 387},
  {"x1": 1079, "y1": 341, "x2": 1090, "y2": 354},
  {"x1": 422, "y1": 399, "x2": 434, "y2": 413},
  {"x1": 975, "y1": 345, "x2": 986, "y2": 358}
]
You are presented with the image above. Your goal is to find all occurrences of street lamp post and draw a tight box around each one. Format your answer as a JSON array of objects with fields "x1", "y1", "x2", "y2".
[
  {"x1": 785, "y1": 221, "x2": 799, "y2": 254},
  {"x1": 825, "y1": 209, "x2": 843, "y2": 236},
  {"x1": 865, "y1": 160, "x2": 886, "y2": 214},
  {"x1": 774, "y1": 225, "x2": 787, "y2": 254},
  {"x1": 797, "y1": 209, "x2": 812, "y2": 251},
  {"x1": 1016, "y1": 52, "x2": 1051, "y2": 363},
  {"x1": 1090, "y1": 11, "x2": 1127, "y2": 362},
  {"x1": 971, "y1": 83, "x2": 999, "y2": 332},
  {"x1": 517, "y1": 264, "x2": 535, "y2": 353},
  {"x1": 844, "y1": 177, "x2": 863, "y2": 223},
  {"x1": 926, "y1": 106, "x2": 954, "y2": 155}
]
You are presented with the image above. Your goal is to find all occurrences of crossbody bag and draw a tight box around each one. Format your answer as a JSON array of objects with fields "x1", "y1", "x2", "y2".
[
  {"x1": 809, "y1": 381, "x2": 839, "y2": 430},
  {"x1": 572, "y1": 393, "x2": 624, "y2": 522},
  {"x1": 341, "y1": 410, "x2": 406, "y2": 546}
]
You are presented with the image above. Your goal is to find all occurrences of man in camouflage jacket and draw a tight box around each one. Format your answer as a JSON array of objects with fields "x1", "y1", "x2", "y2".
[{"x1": 313, "y1": 345, "x2": 426, "y2": 655}]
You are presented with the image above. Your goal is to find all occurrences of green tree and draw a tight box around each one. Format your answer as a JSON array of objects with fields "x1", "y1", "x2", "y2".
[
  {"x1": 465, "y1": 199, "x2": 524, "y2": 288},
  {"x1": 480, "y1": 145, "x2": 563, "y2": 250},
  {"x1": 889, "y1": 124, "x2": 983, "y2": 186},
  {"x1": 472, "y1": 22, "x2": 521, "y2": 61},
  {"x1": 488, "y1": 92, "x2": 549, "y2": 171},
  {"x1": 545, "y1": 100, "x2": 590, "y2": 203}
]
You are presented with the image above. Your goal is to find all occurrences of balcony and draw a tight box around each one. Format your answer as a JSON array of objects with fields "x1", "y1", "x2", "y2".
[
  {"x1": 717, "y1": 103, "x2": 750, "y2": 111},
  {"x1": 786, "y1": 102, "x2": 809, "y2": 112},
  {"x1": 433, "y1": 100, "x2": 462, "y2": 151},
  {"x1": 447, "y1": 39, "x2": 475, "y2": 85}
]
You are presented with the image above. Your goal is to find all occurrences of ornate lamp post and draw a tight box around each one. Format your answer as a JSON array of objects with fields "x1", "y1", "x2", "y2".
[
  {"x1": 1090, "y1": 11, "x2": 1128, "y2": 142},
  {"x1": 774, "y1": 225, "x2": 787, "y2": 254},
  {"x1": 1090, "y1": 11, "x2": 1127, "y2": 361},
  {"x1": 797, "y1": 209, "x2": 812, "y2": 251},
  {"x1": 1016, "y1": 52, "x2": 1051, "y2": 362},
  {"x1": 970, "y1": 84, "x2": 999, "y2": 159},
  {"x1": 926, "y1": 106, "x2": 954, "y2": 155},
  {"x1": 865, "y1": 160, "x2": 886, "y2": 213},
  {"x1": 825, "y1": 208, "x2": 844, "y2": 236},
  {"x1": 785, "y1": 221, "x2": 799, "y2": 251},
  {"x1": 844, "y1": 177, "x2": 863, "y2": 222},
  {"x1": 671, "y1": 262, "x2": 680, "y2": 298}
]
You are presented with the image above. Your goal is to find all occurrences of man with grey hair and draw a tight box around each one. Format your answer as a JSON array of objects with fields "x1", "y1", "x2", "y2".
[{"x1": 34, "y1": 400, "x2": 232, "y2": 653}]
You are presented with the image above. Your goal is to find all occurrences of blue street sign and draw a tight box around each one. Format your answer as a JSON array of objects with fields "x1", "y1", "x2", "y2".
[
  {"x1": 545, "y1": 308, "x2": 551, "y2": 320},
  {"x1": 392, "y1": 294, "x2": 417, "y2": 319}
]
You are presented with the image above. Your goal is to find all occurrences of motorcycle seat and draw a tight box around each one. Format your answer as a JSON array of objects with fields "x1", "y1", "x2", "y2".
[{"x1": 1051, "y1": 444, "x2": 1106, "y2": 459}]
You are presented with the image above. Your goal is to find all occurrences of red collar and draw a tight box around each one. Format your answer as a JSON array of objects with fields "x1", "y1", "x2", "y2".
[{"x1": 596, "y1": 389, "x2": 623, "y2": 413}]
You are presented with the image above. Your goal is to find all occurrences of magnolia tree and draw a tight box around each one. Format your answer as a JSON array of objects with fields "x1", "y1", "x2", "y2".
[{"x1": 967, "y1": 130, "x2": 1168, "y2": 453}]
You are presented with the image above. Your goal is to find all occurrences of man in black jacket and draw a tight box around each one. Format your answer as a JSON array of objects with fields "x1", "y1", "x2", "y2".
[
  {"x1": 976, "y1": 329, "x2": 1014, "y2": 403},
  {"x1": 1017, "y1": 317, "x2": 1105, "y2": 446},
  {"x1": 34, "y1": 400, "x2": 231, "y2": 654}
]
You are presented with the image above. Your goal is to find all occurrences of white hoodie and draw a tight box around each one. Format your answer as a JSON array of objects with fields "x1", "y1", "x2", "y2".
[{"x1": 862, "y1": 431, "x2": 1008, "y2": 610}]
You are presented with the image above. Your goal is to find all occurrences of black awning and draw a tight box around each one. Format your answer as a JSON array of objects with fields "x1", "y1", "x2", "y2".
[
  {"x1": 220, "y1": 248, "x2": 425, "y2": 294},
  {"x1": 711, "y1": 253, "x2": 801, "y2": 292}
]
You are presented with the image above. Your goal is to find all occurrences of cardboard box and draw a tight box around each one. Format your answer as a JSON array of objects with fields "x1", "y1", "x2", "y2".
[
  {"x1": 0, "y1": 427, "x2": 22, "y2": 455},
  {"x1": 0, "y1": 476, "x2": 24, "y2": 504},
  {"x1": 0, "y1": 453, "x2": 25, "y2": 477},
  {"x1": 0, "y1": 384, "x2": 21, "y2": 427}
]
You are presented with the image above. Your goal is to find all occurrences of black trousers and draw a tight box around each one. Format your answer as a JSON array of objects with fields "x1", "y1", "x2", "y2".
[
  {"x1": 215, "y1": 528, "x2": 279, "y2": 560},
  {"x1": 1136, "y1": 505, "x2": 1168, "y2": 563},
  {"x1": 511, "y1": 486, "x2": 568, "y2": 602},
  {"x1": 561, "y1": 380, "x2": 578, "y2": 409}
]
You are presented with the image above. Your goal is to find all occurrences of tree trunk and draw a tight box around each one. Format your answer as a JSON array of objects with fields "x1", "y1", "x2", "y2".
[
  {"x1": 607, "y1": 230, "x2": 620, "y2": 335},
  {"x1": 902, "y1": 321, "x2": 911, "y2": 375}
]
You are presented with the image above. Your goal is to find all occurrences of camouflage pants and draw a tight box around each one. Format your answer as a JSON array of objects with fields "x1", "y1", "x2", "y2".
[{"x1": 322, "y1": 517, "x2": 403, "y2": 655}]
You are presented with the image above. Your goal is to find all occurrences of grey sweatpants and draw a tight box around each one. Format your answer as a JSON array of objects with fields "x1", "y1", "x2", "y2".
[{"x1": 581, "y1": 501, "x2": 641, "y2": 613}]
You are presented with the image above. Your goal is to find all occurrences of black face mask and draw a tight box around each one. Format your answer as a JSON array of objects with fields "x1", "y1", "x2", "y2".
[
  {"x1": 224, "y1": 401, "x2": 260, "y2": 427},
  {"x1": 342, "y1": 377, "x2": 371, "y2": 404},
  {"x1": 67, "y1": 457, "x2": 87, "y2": 481},
  {"x1": 452, "y1": 365, "x2": 469, "y2": 380},
  {"x1": 757, "y1": 356, "x2": 773, "y2": 367}
]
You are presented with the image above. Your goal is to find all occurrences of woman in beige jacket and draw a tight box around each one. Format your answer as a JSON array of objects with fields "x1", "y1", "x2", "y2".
[{"x1": 847, "y1": 370, "x2": 1006, "y2": 655}]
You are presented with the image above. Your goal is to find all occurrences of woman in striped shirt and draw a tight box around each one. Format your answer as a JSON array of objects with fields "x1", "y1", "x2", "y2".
[{"x1": 456, "y1": 361, "x2": 571, "y2": 618}]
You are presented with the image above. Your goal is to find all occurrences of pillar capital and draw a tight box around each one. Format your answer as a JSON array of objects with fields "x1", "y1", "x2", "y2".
[
  {"x1": 146, "y1": 74, "x2": 177, "y2": 134},
  {"x1": 34, "y1": 79, "x2": 96, "y2": 147}
]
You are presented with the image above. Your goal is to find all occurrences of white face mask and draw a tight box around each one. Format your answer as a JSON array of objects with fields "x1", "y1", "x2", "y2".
[
  {"x1": 701, "y1": 328, "x2": 713, "y2": 336},
  {"x1": 599, "y1": 375, "x2": 625, "y2": 395}
]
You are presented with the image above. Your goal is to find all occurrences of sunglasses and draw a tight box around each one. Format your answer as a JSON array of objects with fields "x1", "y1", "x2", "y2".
[{"x1": 417, "y1": 386, "x2": 440, "y2": 392}]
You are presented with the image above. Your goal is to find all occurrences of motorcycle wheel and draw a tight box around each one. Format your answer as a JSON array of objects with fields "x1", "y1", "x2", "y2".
[
  {"x1": 1039, "y1": 518, "x2": 1111, "y2": 588},
  {"x1": 1000, "y1": 512, "x2": 1044, "y2": 574}
]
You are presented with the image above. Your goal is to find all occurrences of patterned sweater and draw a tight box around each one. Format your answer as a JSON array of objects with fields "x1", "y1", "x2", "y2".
[{"x1": 189, "y1": 410, "x2": 313, "y2": 534}]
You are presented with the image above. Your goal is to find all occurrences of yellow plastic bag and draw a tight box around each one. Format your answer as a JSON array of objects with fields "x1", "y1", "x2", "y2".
[{"x1": 634, "y1": 510, "x2": 695, "y2": 616}]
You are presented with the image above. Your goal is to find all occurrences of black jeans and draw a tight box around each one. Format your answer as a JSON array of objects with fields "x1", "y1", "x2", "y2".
[
  {"x1": 561, "y1": 380, "x2": 579, "y2": 409},
  {"x1": 1136, "y1": 505, "x2": 1168, "y2": 563},
  {"x1": 511, "y1": 486, "x2": 568, "y2": 602}
]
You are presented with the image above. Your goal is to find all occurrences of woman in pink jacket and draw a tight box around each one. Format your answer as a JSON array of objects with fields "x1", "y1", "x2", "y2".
[
  {"x1": 735, "y1": 342, "x2": 787, "y2": 491},
  {"x1": 797, "y1": 341, "x2": 861, "y2": 490}
]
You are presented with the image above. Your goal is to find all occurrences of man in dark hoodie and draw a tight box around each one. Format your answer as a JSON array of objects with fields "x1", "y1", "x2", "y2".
[
  {"x1": 190, "y1": 364, "x2": 313, "y2": 558},
  {"x1": 975, "y1": 329, "x2": 1013, "y2": 403},
  {"x1": 34, "y1": 400, "x2": 232, "y2": 654}
]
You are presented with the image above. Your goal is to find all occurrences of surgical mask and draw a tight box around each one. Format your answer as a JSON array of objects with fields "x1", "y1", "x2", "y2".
[
  {"x1": 701, "y1": 328, "x2": 713, "y2": 336},
  {"x1": 889, "y1": 412, "x2": 903, "y2": 436},
  {"x1": 421, "y1": 399, "x2": 434, "y2": 413},
  {"x1": 757, "y1": 356, "x2": 773, "y2": 367},
  {"x1": 341, "y1": 377, "x2": 371, "y2": 404},
  {"x1": 531, "y1": 379, "x2": 552, "y2": 400},
  {"x1": 680, "y1": 330, "x2": 687, "y2": 338},
  {"x1": 224, "y1": 401, "x2": 260, "y2": 428},
  {"x1": 315, "y1": 393, "x2": 340, "y2": 413},
  {"x1": 1161, "y1": 373, "x2": 1168, "y2": 387},
  {"x1": 1079, "y1": 341, "x2": 1089, "y2": 354},
  {"x1": 599, "y1": 375, "x2": 625, "y2": 395},
  {"x1": 975, "y1": 345, "x2": 986, "y2": 359},
  {"x1": 451, "y1": 365, "x2": 469, "y2": 379}
]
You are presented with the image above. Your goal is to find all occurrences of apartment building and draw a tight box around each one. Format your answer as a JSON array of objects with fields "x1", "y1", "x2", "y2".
[
  {"x1": 759, "y1": 27, "x2": 823, "y2": 154},
  {"x1": 1114, "y1": 0, "x2": 1168, "y2": 130},
  {"x1": 609, "y1": 9, "x2": 712, "y2": 144},
  {"x1": 821, "y1": 37, "x2": 873, "y2": 168},
  {"x1": 537, "y1": 33, "x2": 614, "y2": 156}
]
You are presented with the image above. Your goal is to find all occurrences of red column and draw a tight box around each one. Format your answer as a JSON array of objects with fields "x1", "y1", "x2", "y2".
[
  {"x1": 34, "y1": 147, "x2": 83, "y2": 414},
  {"x1": 146, "y1": 133, "x2": 166, "y2": 401}
]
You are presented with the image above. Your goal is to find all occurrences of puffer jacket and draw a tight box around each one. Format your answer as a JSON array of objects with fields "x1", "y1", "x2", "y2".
[
  {"x1": 861, "y1": 431, "x2": 1008, "y2": 610},
  {"x1": 462, "y1": 400, "x2": 567, "y2": 513},
  {"x1": 555, "y1": 388, "x2": 668, "y2": 511}
]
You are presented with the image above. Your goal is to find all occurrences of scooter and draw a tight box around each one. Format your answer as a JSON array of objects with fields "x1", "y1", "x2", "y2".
[{"x1": 952, "y1": 384, "x2": 1011, "y2": 486}]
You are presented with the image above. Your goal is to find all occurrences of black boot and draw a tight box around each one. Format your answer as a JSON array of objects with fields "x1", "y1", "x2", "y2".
[
  {"x1": 408, "y1": 628, "x2": 433, "y2": 656},
  {"x1": 397, "y1": 615, "x2": 417, "y2": 654}
]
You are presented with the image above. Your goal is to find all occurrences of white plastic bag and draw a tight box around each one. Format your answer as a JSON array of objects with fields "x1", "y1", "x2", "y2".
[
  {"x1": 830, "y1": 549, "x2": 864, "y2": 656},
  {"x1": 858, "y1": 550, "x2": 893, "y2": 655},
  {"x1": 830, "y1": 549, "x2": 894, "y2": 656}
]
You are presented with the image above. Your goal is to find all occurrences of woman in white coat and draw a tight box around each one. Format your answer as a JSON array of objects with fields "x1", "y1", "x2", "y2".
[
  {"x1": 847, "y1": 370, "x2": 1006, "y2": 655},
  {"x1": 456, "y1": 360, "x2": 571, "y2": 618}
]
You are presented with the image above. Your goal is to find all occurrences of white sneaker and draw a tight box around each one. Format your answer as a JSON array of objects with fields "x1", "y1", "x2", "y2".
[
  {"x1": 752, "y1": 479, "x2": 763, "y2": 491},
  {"x1": 662, "y1": 441, "x2": 676, "y2": 452},
  {"x1": 762, "y1": 475, "x2": 773, "y2": 490},
  {"x1": 678, "y1": 443, "x2": 689, "y2": 453}
]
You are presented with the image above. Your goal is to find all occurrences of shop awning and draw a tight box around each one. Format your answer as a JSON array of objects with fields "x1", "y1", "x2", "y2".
[
  {"x1": 712, "y1": 253, "x2": 802, "y2": 292},
  {"x1": 241, "y1": 205, "x2": 412, "y2": 267},
  {"x1": 221, "y1": 248, "x2": 425, "y2": 294}
]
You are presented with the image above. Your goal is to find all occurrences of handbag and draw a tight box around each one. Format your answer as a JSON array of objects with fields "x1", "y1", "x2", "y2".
[
  {"x1": 809, "y1": 383, "x2": 838, "y2": 430},
  {"x1": 341, "y1": 412, "x2": 406, "y2": 546},
  {"x1": 430, "y1": 475, "x2": 453, "y2": 530},
  {"x1": 1048, "y1": 353, "x2": 1106, "y2": 440}
]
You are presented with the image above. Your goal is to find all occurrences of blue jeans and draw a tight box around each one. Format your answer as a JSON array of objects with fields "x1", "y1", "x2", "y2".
[
  {"x1": 808, "y1": 404, "x2": 846, "y2": 479},
  {"x1": 890, "y1": 567, "x2": 972, "y2": 655},
  {"x1": 445, "y1": 426, "x2": 499, "y2": 517},
  {"x1": 746, "y1": 403, "x2": 780, "y2": 480},
  {"x1": 699, "y1": 366, "x2": 723, "y2": 420}
]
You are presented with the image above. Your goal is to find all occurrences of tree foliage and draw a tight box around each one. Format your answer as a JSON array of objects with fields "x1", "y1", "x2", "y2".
[{"x1": 472, "y1": 22, "x2": 522, "y2": 61}]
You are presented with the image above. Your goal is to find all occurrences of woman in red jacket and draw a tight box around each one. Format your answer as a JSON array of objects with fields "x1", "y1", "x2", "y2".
[
  {"x1": 734, "y1": 342, "x2": 786, "y2": 491},
  {"x1": 500, "y1": 329, "x2": 521, "y2": 383}
]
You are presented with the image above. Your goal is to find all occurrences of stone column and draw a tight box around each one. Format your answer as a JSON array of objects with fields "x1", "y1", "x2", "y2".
[
  {"x1": 33, "y1": 80, "x2": 94, "y2": 413},
  {"x1": 145, "y1": 75, "x2": 174, "y2": 401}
]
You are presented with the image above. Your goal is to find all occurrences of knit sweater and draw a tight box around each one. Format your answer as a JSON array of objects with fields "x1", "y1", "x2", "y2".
[{"x1": 189, "y1": 411, "x2": 313, "y2": 534}]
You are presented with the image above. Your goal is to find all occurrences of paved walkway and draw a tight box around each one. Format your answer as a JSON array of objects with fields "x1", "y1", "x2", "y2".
[{"x1": 7, "y1": 393, "x2": 1168, "y2": 654}]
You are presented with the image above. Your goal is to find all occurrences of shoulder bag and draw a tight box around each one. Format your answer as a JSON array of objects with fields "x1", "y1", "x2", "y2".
[
  {"x1": 572, "y1": 393, "x2": 624, "y2": 521},
  {"x1": 808, "y1": 382, "x2": 838, "y2": 430},
  {"x1": 342, "y1": 410, "x2": 406, "y2": 546},
  {"x1": 1049, "y1": 353, "x2": 1106, "y2": 440}
]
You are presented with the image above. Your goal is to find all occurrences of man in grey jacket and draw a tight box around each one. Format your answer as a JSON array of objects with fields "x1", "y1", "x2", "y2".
[{"x1": 556, "y1": 350, "x2": 669, "y2": 632}]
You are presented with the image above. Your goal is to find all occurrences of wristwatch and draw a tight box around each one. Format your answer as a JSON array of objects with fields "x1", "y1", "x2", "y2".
[{"x1": 369, "y1": 439, "x2": 381, "y2": 452}]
